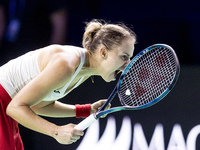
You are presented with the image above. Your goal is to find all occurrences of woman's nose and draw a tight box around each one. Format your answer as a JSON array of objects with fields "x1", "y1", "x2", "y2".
[
  {"x1": 122, "y1": 59, "x2": 130, "y2": 70},
  {"x1": 125, "y1": 59, "x2": 131, "y2": 66}
]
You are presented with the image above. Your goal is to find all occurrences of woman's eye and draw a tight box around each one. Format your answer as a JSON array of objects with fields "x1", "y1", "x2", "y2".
[{"x1": 121, "y1": 55, "x2": 128, "y2": 61}]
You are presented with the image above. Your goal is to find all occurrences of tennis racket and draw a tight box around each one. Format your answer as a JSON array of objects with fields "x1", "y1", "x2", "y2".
[{"x1": 74, "y1": 44, "x2": 180, "y2": 131}]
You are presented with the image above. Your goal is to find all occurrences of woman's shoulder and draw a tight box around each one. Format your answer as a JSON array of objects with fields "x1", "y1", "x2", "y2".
[
  {"x1": 41, "y1": 45, "x2": 83, "y2": 70},
  {"x1": 61, "y1": 45, "x2": 85, "y2": 52},
  {"x1": 45, "y1": 44, "x2": 84, "y2": 55}
]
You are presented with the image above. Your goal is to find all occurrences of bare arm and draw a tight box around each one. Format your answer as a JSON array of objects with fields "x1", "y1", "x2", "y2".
[
  {"x1": 31, "y1": 99, "x2": 111, "y2": 118},
  {"x1": 31, "y1": 100, "x2": 76, "y2": 118},
  {"x1": 6, "y1": 48, "x2": 83, "y2": 144}
]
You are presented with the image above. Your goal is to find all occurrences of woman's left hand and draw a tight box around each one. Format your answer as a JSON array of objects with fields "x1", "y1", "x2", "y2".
[{"x1": 90, "y1": 99, "x2": 111, "y2": 117}]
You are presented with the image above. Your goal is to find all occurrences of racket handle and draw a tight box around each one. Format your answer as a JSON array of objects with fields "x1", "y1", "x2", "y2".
[{"x1": 74, "y1": 114, "x2": 97, "y2": 131}]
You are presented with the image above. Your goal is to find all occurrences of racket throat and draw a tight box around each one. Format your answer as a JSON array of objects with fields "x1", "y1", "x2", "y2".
[
  {"x1": 99, "y1": 86, "x2": 118, "y2": 111},
  {"x1": 96, "y1": 106, "x2": 132, "y2": 118}
]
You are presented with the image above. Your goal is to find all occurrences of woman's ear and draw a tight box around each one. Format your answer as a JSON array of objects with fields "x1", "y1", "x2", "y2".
[{"x1": 99, "y1": 46, "x2": 108, "y2": 59}]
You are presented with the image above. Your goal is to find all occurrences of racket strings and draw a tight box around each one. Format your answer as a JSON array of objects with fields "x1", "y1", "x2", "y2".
[{"x1": 118, "y1": 46, "x2": 177, "y2": 107}]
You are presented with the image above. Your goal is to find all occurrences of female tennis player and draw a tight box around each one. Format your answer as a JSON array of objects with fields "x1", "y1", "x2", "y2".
[{"x1": 0, "y1": 19, "x2": 136, "y2": 149}]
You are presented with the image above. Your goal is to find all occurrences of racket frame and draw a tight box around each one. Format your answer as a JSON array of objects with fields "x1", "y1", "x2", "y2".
[
  {"x1": 97, "y1": 44, "x2": 180, "y2": 117},
  {"x1": 74, "y1": 44, "x2": 180, "y2": 130}
]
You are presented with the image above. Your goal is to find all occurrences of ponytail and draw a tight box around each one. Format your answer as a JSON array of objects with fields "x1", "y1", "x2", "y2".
[{"x1": 82, "y1": 20, "x2": 102, "y2": 51}]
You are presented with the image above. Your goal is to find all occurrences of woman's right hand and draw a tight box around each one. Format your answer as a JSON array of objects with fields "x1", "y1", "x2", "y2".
[{"x1": 54, "y1": 123, "x2": 84, "y2": 145}]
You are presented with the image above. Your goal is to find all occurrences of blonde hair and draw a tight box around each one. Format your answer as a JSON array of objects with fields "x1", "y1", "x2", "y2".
[{"x1": 82, "y1": 19, "x2": 136, "y2": 52}]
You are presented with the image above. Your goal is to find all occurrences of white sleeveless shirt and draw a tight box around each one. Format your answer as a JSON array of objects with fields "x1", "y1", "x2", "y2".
[{"x1": 0, "y1": 46, "x2": 86, "y2": 101}]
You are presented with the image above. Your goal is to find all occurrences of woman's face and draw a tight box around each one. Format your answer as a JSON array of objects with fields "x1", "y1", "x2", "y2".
[{"x1": 100, "y1": 38, "x2": 135, "y2": 82}]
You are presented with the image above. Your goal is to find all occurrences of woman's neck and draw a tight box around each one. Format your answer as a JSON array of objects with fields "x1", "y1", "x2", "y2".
[{"x1": 81, "y1": 50, "x2": 100, "y2": 77}]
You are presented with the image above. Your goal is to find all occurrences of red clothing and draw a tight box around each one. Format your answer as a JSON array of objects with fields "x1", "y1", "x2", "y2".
[{"x1": 0, "y1": 84, "x2": 24, "y2": 150}]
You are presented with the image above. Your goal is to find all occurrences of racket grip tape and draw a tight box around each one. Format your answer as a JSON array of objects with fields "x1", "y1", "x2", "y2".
[{"x1": 74, "y1": 114, "x2": 97, "y2": 131}]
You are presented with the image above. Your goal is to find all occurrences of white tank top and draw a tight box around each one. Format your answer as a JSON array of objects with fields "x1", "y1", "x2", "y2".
[{"x1": 0, "y1": 46, "x2": 86, "y2": 101}]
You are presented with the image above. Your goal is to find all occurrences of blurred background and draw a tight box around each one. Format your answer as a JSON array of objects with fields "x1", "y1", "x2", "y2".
[{"x1": 0, "y1": 0, "x2": 200, "y2": 149}]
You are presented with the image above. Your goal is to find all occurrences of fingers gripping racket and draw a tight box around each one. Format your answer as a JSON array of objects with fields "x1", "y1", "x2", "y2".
[{"x1": 75, "y1": 44, "x2": 180, "y2": 131}]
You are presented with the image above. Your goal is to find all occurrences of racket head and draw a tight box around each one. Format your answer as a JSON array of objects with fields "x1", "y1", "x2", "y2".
[{"x1": 117, "y1": 44, "x2": 180, "y2": 109}]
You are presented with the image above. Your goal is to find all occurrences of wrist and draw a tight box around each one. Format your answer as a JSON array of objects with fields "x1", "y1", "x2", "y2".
[
  {"x1": 50, "y1": 124, "x2": 59, "y2": 139},
  {"x1": 75, "y1": 104, "x2": 91, "y2": 118}
]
